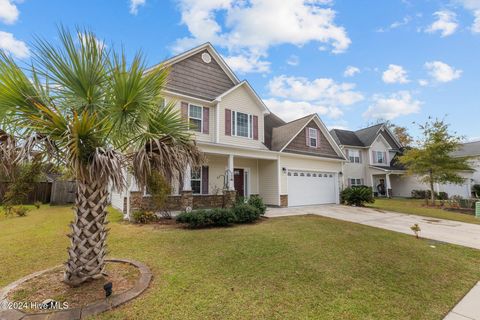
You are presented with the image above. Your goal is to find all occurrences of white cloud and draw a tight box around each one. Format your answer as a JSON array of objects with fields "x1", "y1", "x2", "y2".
[
  {"x1": 343, "y1": 66, "x2": 360, "y2": 77},
  {"x1": 129, "y1": 0, "x2": 146, "y2": 15},
  {"x1": 173, "y1": 0, "x2": 350, "y2": 73},
  {"x1": 266, "y1": 75, "x2": 363, "y2": 120},
  {"x1": 286, "y1": 55, "x2": 299, "y2": 66},
  {"x1": 418, "y1": 79, "x2": 429, "y2": 86},
  {"x1": 223, "y1": 54, "x2": 270, "y2": 74},
  {"x1": 455, "y1": 1, "x2": 480, "y2": 33},
  {"x1": 0, "y1": 31, "x2": 29, "y2": 58},
  {"x1": 377, "y1": 15, "x2": 412, "y2": 32},
  {"x1": 0, "y1": 0, "x2": 19, "y2": 24},
  {"x1": 426, "y1": 10, "x2": 458, "y2": 37},
  {"x1": 473, "y1": 10, "x2": 480, "y2": 33},
  {"x1": 363, "y1": 91, "x2": 422, "y2": 120},
  {"x1": 424, "y1": 60, "x2": 462, "y2": 82},
  {"x1": 382, "y1": 64, "x2": 409, "y2": 84},
  {"x1": 264, "y1": 98, "x2": 342, "y2": 122}
]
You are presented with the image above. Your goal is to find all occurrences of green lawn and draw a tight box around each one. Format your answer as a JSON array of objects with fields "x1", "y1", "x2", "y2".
[
  {"x1": 369, "y1": 198, "x2": 480, "y2": 225},
  {"x1": 1, "y1": 206, "x2": 480, "y2": 319}
]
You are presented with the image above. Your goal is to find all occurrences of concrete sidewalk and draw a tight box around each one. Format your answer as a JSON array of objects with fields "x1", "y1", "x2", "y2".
[{"x1": 266, "y1": 204, "x2": 480, "y2": 250}]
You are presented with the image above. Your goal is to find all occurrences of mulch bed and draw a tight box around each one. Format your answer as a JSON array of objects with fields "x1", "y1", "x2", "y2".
[{"x1": 7, "y1": 262, "x2": 140, "y2": 313}]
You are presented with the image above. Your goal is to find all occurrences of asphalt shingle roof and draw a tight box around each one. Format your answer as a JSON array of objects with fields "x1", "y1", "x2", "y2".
[{"x1": 452, "y1": 141, "x2": 480, "y2": 157}]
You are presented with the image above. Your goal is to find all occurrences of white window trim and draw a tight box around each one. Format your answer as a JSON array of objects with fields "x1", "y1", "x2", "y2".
[
  {"x1": 349, "y1": 178, "x2": 363, "y2": 186},
  {"x1": 308, "y1": 127, "x2": 318, "y2": 147},
  {"x1": 191, "y1": 167, "x2": 202, "y2": 195},
  {"x1": 374, "y1": 151, "x2": 386, "y2": 164},
  {"x1": 349, "y1": 149, "x2": 361, "y2": 164},
  {"x1": 188, "y1": 104, "x2": 203, "y2": 133},
  {"x1": 231, "y1": 110, "x2": 253, "y2": 139}
]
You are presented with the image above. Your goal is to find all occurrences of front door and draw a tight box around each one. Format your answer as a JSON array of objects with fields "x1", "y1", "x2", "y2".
[{"x1": 234, "y1": 168, "x2": 245, "y2": 198}]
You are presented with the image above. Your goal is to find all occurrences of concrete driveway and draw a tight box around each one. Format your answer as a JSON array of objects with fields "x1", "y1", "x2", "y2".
[{"x1": 266, "y1": 204, "x2": 480, "y2": 250}]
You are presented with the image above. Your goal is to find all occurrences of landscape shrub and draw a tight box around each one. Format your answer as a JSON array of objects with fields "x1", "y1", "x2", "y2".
[
  {"x1": 176, "y1": 208, "x2": 236, "y2": 228},
  {"x1": 131, "y1": 210, "x2": 158, "y2": 224},
  {"x1": 438, "y1": 192, "x2": 449, "y2": 200},
  {"x1": 247, "y1": 195, "x2": 267, "y2": 216},
  {"x1": 232, "y1": 203, "x2": 261, "y2": 223},
  {"x1": 411, "y1": 189, "x2": 439, "y2": 200},
  {"x1": 33, "y1": 201, "x2": 42, "y2": 209},
  {"x1": 341, "y1": 186, "x2": 374, "y2": 207},
  {"x1": 146, "y1": 171, "x2": 172, "y2": 218},
  {"x1": 472, "y1": 184, "x2": 480, "y2": 198},
  {"x1": 13, "y1": 206, "x2": 29, "y2": 217}
]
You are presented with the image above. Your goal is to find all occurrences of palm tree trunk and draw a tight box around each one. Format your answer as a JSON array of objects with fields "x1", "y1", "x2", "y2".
[{"x1": 64, "y1": 179, "x2": 109, "y2": 286}]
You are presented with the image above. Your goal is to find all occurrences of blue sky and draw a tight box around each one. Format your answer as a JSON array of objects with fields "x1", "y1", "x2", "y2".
[{"x1": 0, "y1": 0, "x2": 479, "y2": 140}]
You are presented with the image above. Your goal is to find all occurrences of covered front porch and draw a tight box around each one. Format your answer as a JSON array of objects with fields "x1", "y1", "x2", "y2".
[{"x1": 369, "y1": 166, "x2": 406, "y2": 198}]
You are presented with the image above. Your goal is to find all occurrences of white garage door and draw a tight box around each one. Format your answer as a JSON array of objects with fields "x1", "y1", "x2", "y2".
[{"x1": 287, "y1": 170, "x2": 337, "y2": 206}]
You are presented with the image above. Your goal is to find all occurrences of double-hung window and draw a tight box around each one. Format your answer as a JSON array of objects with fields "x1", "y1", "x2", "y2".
[
  {"x1": 308, "y1": 128, "x2": 318, "y2": 147},
  {"x1": 349, "y1": 178, "x2": 363, "y2": 187},
  {"x1": 349, "y1": 149, "x2": 361, "y2": 163},
  {"x1": 191, "y1": 167, "x2": 202, "y2": 194},
  {"x1": 375, "y1": 151, "x2": 386, "y2": 164},
  {"x1": 189, "y1": 105, "x2": 203, "y2": 132},
  {"x1": 232, "y1": 111, "x2": 253, "y2": 138}
]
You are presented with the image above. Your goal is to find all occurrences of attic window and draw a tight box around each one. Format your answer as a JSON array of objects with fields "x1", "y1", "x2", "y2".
[{"x1": 201, "y1": 52, "x2": 212, "y2": 63}]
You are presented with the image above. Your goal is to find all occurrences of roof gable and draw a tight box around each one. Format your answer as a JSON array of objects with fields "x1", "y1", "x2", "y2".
[
  {"x1": 331, "y1": 123, "x2": 402, "y2": 150},
  {"x1": 147, "y1": 43, "x2": 239, "y2": 101},
  {"x1": 215, "y1": 80, "x2": 270, "y2": 113}
]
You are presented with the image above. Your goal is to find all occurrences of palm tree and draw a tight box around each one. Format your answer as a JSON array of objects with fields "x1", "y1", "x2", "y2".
[{"x1": 0, "y1": 28, "x2": 202, "y2": 286}]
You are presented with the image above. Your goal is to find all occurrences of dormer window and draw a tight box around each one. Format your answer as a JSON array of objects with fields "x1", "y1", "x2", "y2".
[{"x1": 308, "y1": 128, "x2": 318, "y2": 147}]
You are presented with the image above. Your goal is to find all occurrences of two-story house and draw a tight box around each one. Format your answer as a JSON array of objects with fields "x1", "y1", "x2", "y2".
[
  {"x1": 330, "y1": 124, "x2": 406, "y2": 197},
  {"x1": 331, "y1": 125, "x2": 479, "y2": 198},
  {"x1": 111, "y1": 43, "x2": 346, "y2": 216}
]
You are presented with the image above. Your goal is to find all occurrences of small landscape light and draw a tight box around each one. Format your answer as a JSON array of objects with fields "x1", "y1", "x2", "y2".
[{"x1": 104, "y1": 282, "x2": 113, "y2": 297}]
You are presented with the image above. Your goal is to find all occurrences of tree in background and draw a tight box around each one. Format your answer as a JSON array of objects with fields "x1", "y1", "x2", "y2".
[
  {"x1": 399, "y1": 118, "x2": 472, "y2": 203},
  {"x1": 390, "y1": 125, "x2": 413, "y2": 147},
  {"x1": 0, "y1": 28, "x2": 202, "y2": 286}
]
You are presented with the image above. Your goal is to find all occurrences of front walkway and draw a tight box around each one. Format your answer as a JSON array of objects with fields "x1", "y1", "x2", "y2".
[
  {"x1": 266, "y1": 204, "x2": 480, "y2": 320},
  {"x1": 266, "y1": 204, "x2": 480, "y2": 249}
]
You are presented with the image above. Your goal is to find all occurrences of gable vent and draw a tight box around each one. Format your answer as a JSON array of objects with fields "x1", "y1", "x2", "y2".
[{"x1": 201, "y1": 52, "x2": 212, "y2": 63}]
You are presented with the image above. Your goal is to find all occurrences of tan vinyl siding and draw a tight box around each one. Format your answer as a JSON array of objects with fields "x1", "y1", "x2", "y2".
[
  {"x1": 166, "y1": 95, "x2": 215, "y2": 143},
  {"x1": 219, "y1": 86, "x2": 268, "y2": 149},
  {"x1": 258, "y1": 159, "x2": 279, "y2": 205}
]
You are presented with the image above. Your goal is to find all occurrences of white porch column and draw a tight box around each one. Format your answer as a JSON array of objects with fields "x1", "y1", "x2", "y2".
[
  {"x1": 227, "y1": 154, "x2": 234, "y2": 190},
  {"x1": 183, "y1": 164, "x2": 192, "y2": 191},
  {"x1": 386, "y1": 173, "x2": 391, "y2": 197}
]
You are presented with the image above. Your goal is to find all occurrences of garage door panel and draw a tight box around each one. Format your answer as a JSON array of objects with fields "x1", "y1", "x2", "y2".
[{"x1": 288, "y1": 170, "x2": 336, "y2": 206}]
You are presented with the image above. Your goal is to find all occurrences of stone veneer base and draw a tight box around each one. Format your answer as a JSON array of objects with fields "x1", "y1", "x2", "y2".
[{"x1": 0, "y1": 258, "x2": 152, "y2": 320}]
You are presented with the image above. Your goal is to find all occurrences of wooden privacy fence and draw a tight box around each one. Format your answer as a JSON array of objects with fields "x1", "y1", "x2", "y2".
[
  {"x1": 0, "y1": 180, "x2": 76, "y2": 205},
  {"x1": 50, "y1": 181, "x2": 76, "y2": 205},
  {"x1": 0, "y1": 182, "x2": 52, "y2": 204}
]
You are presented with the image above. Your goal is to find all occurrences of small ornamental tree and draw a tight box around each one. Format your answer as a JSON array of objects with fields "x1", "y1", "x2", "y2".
[
  {"x1": 399, "y1": 118, "x2": 472, "y2": 203},
  {"x1": 146, "y1": 171, "x2": 172, "y2": 218}
]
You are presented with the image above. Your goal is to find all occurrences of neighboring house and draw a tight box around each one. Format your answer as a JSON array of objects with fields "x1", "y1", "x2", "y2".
[
  {"x1": 111, "y1": 43, "x2": 346, "y2": 216},
  {"x1": 330, "y1": 124, "x2": 406, "y2": 197},
  {"x1": 331, "y1": 125, "x2": 479, "y2": 198}
]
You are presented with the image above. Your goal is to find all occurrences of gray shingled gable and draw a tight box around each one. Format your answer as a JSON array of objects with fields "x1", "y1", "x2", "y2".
[
  {"x1": 270, "y1": 114, "x2": 314, "y2": 151},
  {"x1": 330, "y1": 124, "x2": 402, "y2": 149},
  {"x1": 452, "y1": 141, "x2": 480, "y2": 157},
  {"x1": 330, "y1": 129, "x2": 364, "y2": 147}
]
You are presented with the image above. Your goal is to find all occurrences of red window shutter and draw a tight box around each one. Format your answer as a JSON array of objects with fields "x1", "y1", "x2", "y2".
[
  {"x1": 225, "y1": 109, "x2": 231, "y2": 136},
  {"x1": 253, "y1": 115, "x2": 258, "y2": 140},
  {"x1": 201, "y1": 166, "x2": 209, "y2": 195},
  {"x1": 203, "y1": 107, "x2": 209, "y2": 134},
  {"x1": 316, "y1": 129, "x2": 320, "y2": 148},
  {"x1": 305, "y1": 127, "x2": 310, "y2": 146},
  {"x1": 181, "y1": 102, "x2": 188, "y2": 120},
  {"x1": 359, "y1": 151, "x2": 362, "y2": 163}
]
